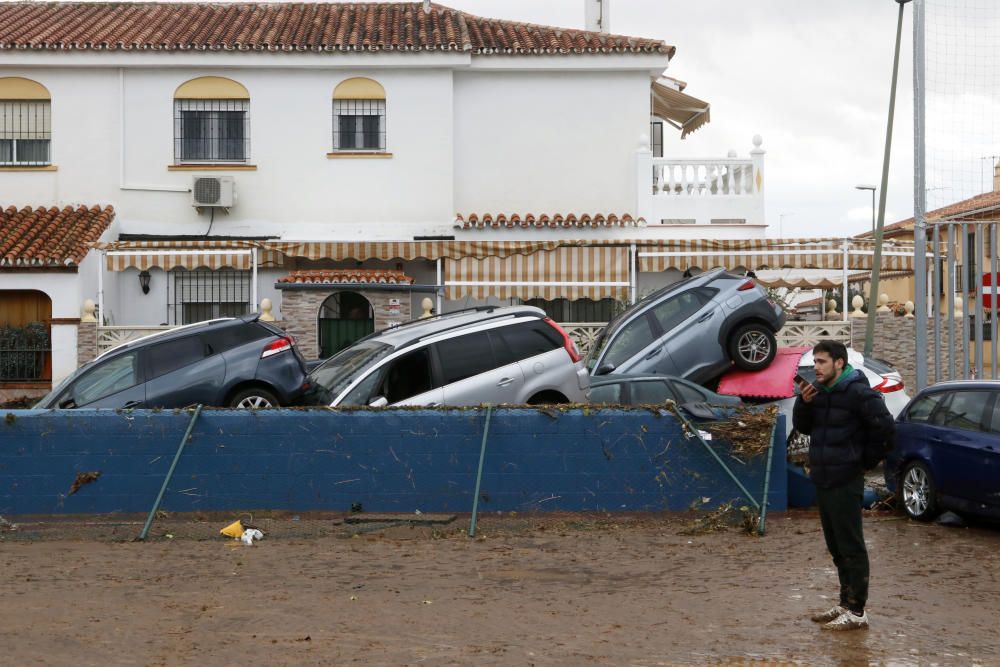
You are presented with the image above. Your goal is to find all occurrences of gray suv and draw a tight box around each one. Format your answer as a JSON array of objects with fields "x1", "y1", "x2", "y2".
[
  {"x1": 586, "y1": 268, "x2": 785, "y2": 384},
  {"x1": 305, "y1": 306, "x2": 590, "y2": 407}
]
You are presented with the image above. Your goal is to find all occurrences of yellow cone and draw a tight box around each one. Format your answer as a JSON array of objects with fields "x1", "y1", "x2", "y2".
[{"x1": 220, "y1": 520, "x2": 245, "y2": 539}]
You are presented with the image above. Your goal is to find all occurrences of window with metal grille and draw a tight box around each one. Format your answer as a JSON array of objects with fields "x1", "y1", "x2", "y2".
[
  {"x1": 0, "y1": 101, "x2": 51, "y2": 166},
  {"x1": 171, "y1": 269, "x2": 251, "y2": 325},
  {"x1": 174, "y1": 99, "x2": 250, "y2": 163},
  {"x1": 332, "y1": 99, "x2": 385, "y2": 151}
]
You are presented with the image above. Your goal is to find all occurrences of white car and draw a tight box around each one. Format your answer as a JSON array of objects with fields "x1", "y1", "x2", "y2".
[{"x1": 774, "y1": 347, "x2": 910, "y2": 442}]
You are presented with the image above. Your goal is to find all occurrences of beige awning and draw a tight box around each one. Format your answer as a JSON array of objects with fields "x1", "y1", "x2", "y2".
[
  {"x1": 636, "y1": 238, "x2": 918, "y2": 273},
  {"x1": 445, "y1": 246, "x2": 629, "y2": 301},
  {"x1": 651, "y1": 81, "x2": 710, "y2": 139},
  {"x1": 754, "y1": 269, "x2": 915, "y2": 290},
  {"x1": 95, "y1": 240, "x2": 282, "y2": 271}
]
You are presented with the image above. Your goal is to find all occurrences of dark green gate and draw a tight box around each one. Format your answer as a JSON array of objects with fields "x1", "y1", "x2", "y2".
[{"x1": 318, "y1": 291, "x2": 374, "y2": 358}]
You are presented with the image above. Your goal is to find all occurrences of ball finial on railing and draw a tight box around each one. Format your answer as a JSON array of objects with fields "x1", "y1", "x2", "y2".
[
  {"x1": 420, "y1": 297, "x2": 434, "y2": 319},
  {"x1": 850, "y1": 294, "x2": 866, "y2": 318},
  {"x1": 81, "y1": 299, "x2": 97, "y2": 323},
  {"x1": 259, "y1": 298, "x2": 275, "y2": 321}
]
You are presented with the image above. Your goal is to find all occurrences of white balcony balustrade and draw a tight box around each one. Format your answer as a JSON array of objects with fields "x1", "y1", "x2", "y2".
[{"x1": 636, "y1": 136, "x2": 766, "y2": 234}]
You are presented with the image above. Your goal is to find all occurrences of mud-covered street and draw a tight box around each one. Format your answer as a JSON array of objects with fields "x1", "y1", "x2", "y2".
[{"x1": 1, "y1": 510, "x2": 998, "y2": 666}]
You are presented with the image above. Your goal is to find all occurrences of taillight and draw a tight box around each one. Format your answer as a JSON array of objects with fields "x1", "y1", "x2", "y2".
[
  {"x1": 737, "y1": 279, "x2": 755, "y2": 291},
  {"x1": 544, "y1": 318, "x2": 581, "y2": 363},
  {"x1": 262, "y1": 337, "x2": 292, "y2": 359},
  {"x1": 874, "y1": 377, "x2": 904, "y2": 393}
]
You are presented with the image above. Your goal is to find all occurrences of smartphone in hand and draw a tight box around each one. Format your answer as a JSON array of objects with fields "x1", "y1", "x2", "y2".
[{"x1": 794, "y1": 373, "x2": 815, "y2": 390}]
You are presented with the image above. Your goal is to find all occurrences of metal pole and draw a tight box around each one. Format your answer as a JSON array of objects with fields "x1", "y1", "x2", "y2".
[
  {"x1": 962, "y1": 224, "x2": 970, "y2": 379},
  {"x1": 865, "y1": 0, "x2": 911, "y2": 358},
  {"x1": 436, "y1": 258, "x2": 443, "y2": 315},
  {"x1": 975, "y1": 225, "x2": 985, "y2": 377},
  {"x1": 138, "y1": 404, "x2": 203, "y2": 541},
  {"x1": 947, "y1": 224, "x2": 956, "y2": 379},
  {"x1": 913, "y1": 0, "x2": 928, "y2": 389},
  {"x1": 467, "y1": 406, "x2": 493, "y2": 538},
  {"x1": 757, "y1": 419, "x2": 778, "y2": 536},
  {"x1": 933, "y1": 224, "x2": 941, "y2": 383},
  {"x1": 992, "y1": 224, "x2": 998, "y2": 379},
  {"x1": 629, "y1": 243, "x2": 637, "y2": 304},
  {"x1": 842, "y1": 239, "x2": 849, "y2": 322}
]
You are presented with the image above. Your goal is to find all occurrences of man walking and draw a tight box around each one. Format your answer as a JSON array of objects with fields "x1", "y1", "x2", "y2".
[{"x1": 793, "y1": 340, "x2": 895, "y2": 631}]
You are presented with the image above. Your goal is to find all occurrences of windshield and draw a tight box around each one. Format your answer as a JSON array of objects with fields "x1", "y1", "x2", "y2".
[
  {"x1": 35, "y1": 361, "x2": 96, "y2": 408},
  {"x1": 307, "y1": 340, "x2": 394, "y2": 404}
]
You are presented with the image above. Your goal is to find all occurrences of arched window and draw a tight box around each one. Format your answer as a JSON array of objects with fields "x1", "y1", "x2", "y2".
[
  {"x1": 174, "y1": 77, "x2": 250, "y2": 164},
  {"x1": 0, "y1": 77, "x2": 51, "y2": 166},
  {"x1": 332, "y1": 78, "x2": 386, "y2": 152}
]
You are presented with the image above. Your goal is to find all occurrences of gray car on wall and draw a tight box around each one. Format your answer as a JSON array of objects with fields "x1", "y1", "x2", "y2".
[
  {"x1": 36, "y1": 314, "x2": 310, "y2": 409},
  {"x1": 585, "y1": 268, "x2": 786, "y2": 384},
  {"x1": 304, "y1": 306, "x2": 590, "y2": 407}
]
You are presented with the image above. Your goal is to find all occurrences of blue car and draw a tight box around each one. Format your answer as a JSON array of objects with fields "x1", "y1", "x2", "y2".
[
  {"x1": 36, "y1": 314, "x2": 310, "y2": 410},
  {"x1": 885, "y1": 380, "x2": 1000, "y2": 521}
]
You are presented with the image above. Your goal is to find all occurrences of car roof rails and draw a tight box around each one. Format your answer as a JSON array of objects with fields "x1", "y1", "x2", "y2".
[{"x1": 398, "y1": 307, "x2": 541, "y2": 351}]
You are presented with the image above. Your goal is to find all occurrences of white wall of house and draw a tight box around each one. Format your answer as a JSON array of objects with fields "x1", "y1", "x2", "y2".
[{"x1": 453, "y1": 70, "x2": 650, "y2": 216}]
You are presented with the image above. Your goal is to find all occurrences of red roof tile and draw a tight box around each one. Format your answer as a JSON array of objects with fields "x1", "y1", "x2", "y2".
[
  {"x1": 0, "y1": 205, "x2": 114, "y2": 268},
  {"x1": 854, "y1": 190, "x2": 1000, "y2": 239},
  {"x1": 0, "y1": 3, "x2": 672, "y2": 56},
  {"x1": 278, "y1": 269, "x2": 414, "y2": 285},
  {"x1": 455, "y1": 213, "x2": 646, "y2": 230}
]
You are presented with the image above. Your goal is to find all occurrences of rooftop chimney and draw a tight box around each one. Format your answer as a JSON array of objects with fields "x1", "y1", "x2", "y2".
[{"x1": 584, "y1": 0, "x2": 609, "y2": 33}]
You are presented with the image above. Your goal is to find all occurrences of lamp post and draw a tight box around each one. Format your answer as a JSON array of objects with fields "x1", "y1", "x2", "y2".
[{"x1": 855, "y1": 184, "x2": 876, "y2": 235}]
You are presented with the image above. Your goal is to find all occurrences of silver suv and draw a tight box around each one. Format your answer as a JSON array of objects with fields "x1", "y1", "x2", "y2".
[
  {"x1": 305, "y1": 306, "x2": 590, "y2": 407},
  {"x1": 586, "y1": 268, "x2": 785, "y2": 384}
]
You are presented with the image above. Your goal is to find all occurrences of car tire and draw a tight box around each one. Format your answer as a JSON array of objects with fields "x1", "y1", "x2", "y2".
[
  {"x1": 230, "y1": 388, "x2": 279, "y2": 409},
  {"x1": 728, "y1": 323, "x2": 777, "y2": 371},
  {"x1": 900, "y1": 461, "x2": 939, "y2": 522}
]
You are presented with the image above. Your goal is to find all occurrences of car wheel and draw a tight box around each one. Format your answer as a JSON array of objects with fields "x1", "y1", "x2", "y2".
[
  {"x1": 230, "y1": 388, "x2": 279, "y2": 409},
  {"x1": 728, "y1": 323, "x2": 777, "y2": 371},
  {"x1": 900, "y1": 461, "x2": 939, "y2": 521}
]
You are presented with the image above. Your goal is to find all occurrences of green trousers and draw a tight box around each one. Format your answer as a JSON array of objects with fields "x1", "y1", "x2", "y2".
[{"x1": 816, "y1": 474, "x2": 869, "y2": 613}]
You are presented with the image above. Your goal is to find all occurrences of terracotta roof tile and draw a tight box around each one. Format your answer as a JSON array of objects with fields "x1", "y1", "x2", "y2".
[
  {"x1": 455, "y1": 213, "x2": 646, "y2": 230},
  {"x1": 0, "y1": 2, "x2": 671, "y2": 55},
  {"x1": 0, "y1": 205, "x2": 114, "y2": 268},
  {"x1": 854, "y1": 190, "x2": 1000, "y2": 240},
  {"x1": 278, "y1": 268, "x2": 414, "y2": 285}
]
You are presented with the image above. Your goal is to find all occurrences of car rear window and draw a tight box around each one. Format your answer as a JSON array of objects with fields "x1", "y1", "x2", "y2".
[
  {"x1": 146, "y1": 336, "x2": 207, "y2": 379},
  {"x1": 203, "y1": 323, "x2": 271, "y2": 353},
  {"x1": 491, "y1": 321, "x2": 560, "y2": 366}
]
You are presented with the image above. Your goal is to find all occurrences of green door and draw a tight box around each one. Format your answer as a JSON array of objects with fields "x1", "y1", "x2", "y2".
[{"x1": 319, "y1": 318, "x2": 374, "y2": 358}]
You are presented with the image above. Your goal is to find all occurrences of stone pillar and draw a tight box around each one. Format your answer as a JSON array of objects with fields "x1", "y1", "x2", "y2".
[{"x1": 77, "y1": 299, "x2": 99, "y2": 367}]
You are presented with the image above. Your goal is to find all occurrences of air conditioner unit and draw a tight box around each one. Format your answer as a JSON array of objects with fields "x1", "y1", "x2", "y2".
[{"x1": 191, "y1": 176, "x2": 236, "y2": 208}]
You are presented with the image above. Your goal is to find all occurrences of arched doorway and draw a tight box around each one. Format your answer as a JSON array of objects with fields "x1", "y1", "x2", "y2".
[
  {"x1": 0, "y1": 290, "x2": 52, "y2": 382},
  {"x1": 318, "y1": 291, "x2": 374, "y2": 358}
]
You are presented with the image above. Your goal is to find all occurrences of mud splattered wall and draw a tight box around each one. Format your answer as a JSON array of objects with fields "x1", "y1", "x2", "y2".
[{"x1": 0, "y1": 408, "x2": 786, "y2": 515}]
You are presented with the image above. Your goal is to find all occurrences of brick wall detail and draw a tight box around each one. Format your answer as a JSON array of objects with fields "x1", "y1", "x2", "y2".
[
  {"x1": 77, "y1": 320, "x2": 98, "y2": 366},
  {"x1": 850, "y1": 314, "x2": 966, "y2": 391},
  {"x1": 279, "y1": 289, "x2": 412, "y2": 359}
]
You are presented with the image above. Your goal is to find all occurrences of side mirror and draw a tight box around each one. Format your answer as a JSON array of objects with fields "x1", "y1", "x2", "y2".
[
  {"x1": 595, "y1": 364, "x2": 616, "y2": 376},
  {"x1": 58, "y1": 398, "x2": 77, "y2": 409},
  {"x1": 368, "y1": 396, "x2": 388, "y2": 408}
]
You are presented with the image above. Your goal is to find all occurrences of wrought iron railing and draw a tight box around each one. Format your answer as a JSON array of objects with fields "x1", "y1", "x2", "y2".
[{"x1": 0, "y1": 323, "x2": 51, "y2": 381}]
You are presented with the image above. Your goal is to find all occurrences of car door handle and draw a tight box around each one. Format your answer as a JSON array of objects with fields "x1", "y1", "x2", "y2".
[
  {"x1": 644, "y1": 348, "x2": 662, "y2": 360},
  {"x1": 497, "y1": 378, "x2": 515, "y2": 387},
  {"x1": 697, "y1": 312, "x2": 713, "y2": 323},
  {"x1": 122, "y1": 400, "x2": 142, "y2": 409}
]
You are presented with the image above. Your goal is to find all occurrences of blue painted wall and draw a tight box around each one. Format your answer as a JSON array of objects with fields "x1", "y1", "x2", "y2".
[{"x1": 0, "y1": 408, "x2": 786, "y2": 515}]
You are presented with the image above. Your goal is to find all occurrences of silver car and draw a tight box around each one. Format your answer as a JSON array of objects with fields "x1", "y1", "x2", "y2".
[
  {"x1": 586, "y1": 268, "x2": 786, "y2": 384},
  {"x1": 305, "y1": 306, "x2": 590, "y2": 407}
]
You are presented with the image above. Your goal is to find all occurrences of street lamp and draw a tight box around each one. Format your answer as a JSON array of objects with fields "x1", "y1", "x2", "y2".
[{"x1": 855, "y1": 184, "x2": 876, "y2": 235}]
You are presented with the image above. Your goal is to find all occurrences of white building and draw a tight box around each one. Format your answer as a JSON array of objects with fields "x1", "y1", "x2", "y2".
[{"x1": 0, "y1": 0, "x2": 769, "y2": 390}]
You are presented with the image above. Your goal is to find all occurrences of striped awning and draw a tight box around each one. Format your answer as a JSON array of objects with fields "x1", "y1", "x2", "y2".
[
  {"x1": 445, "y1": 245, "x2": 629, "y2": 301},
  {"x1": 636, "y1": 238, "x2": 917, "y2": 273},
  {"x1": 95, "y1": 240, "x2": 283, "y2": 271},
  {"x1": 260, "y1": 239, "x2": 567, "y2": 261}
]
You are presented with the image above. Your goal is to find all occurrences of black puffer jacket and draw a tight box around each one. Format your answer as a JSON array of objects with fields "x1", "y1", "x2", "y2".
[{"x1": 792, "y1": 369, "x2": 895, "y2": 488}]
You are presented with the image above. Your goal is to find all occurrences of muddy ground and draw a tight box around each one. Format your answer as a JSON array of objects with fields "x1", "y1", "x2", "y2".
[{"x1": 1, "y1": 509, "x2": 998, "y2": 666}]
